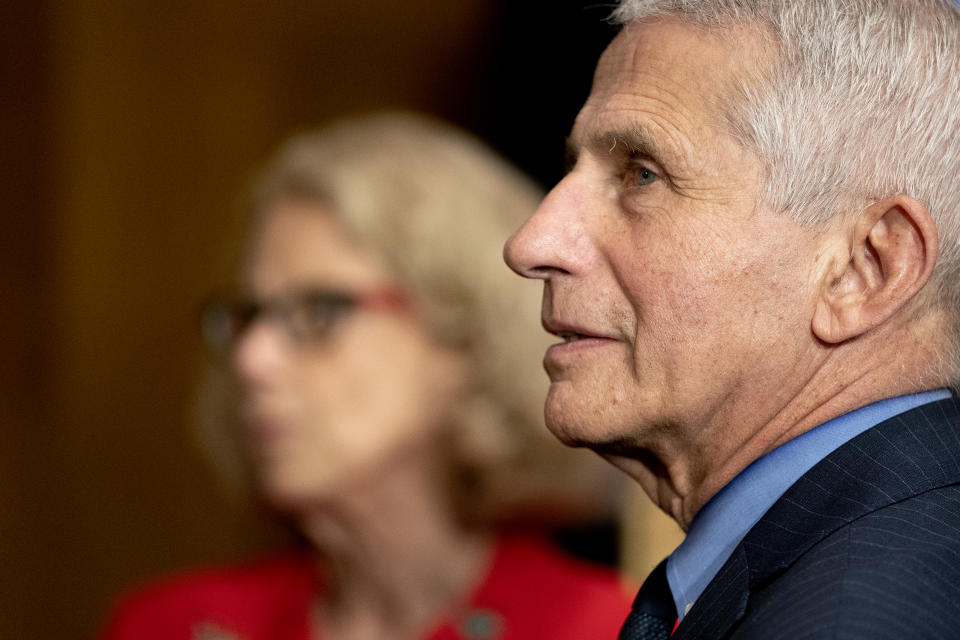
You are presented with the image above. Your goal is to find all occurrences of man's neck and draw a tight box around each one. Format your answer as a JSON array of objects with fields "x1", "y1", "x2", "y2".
[{"x1": 609, "y1": 321, "x2": 948, "y2": 530}]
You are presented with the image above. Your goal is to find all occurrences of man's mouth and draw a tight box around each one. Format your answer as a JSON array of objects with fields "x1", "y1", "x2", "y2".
[{"x1": 544, "y1": 317, "x2": 605, "y2": 342}]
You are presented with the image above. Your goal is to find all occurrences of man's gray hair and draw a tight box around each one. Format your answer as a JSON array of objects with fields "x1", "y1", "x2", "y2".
[{"x1": 613, "y1": 0, "x2": 960, "y2": 376}]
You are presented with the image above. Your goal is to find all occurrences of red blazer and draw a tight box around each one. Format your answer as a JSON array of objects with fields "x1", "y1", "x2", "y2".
[{"x1": 101, "y1": 535, "x2": 632, "y2": 639}]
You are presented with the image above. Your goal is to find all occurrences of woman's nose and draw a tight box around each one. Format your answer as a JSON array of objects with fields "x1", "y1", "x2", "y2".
[{"x1": 232, "y1": 319, "x2": 288, "y2": 387}]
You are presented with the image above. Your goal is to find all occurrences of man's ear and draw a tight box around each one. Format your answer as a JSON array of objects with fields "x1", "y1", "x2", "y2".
[{"x1": 812, "y1": 195, "x2": 938, "y2": 344}]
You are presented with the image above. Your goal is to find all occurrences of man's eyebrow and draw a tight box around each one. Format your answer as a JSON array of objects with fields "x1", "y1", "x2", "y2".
[{"x1": 566, "y1": 125, "x2": 670, "y2": 169}]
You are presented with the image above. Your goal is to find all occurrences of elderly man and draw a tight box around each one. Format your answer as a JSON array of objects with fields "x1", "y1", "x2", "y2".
[{"x1": 504, "y1": 1, "x2": 960, "y2": 638}]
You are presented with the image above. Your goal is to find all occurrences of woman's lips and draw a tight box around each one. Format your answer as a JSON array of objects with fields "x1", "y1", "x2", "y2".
[{"x1": 245, "y1": 415, "x2": 292, "y2": 449}]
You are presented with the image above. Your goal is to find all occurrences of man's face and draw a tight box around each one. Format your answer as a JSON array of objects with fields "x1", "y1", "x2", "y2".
[{"x1": 504, "y1": 18, "x2": 824, "y2": 467}]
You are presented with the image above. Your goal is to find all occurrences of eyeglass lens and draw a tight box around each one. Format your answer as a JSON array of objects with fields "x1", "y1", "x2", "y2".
[{"x1": 200, "y1": 289, "x2": 358, "y2": 353}]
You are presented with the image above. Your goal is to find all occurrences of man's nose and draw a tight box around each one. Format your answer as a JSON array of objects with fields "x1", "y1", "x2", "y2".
[{"x1": 503, "y1": 175, "x2": 592, "y2": 280}]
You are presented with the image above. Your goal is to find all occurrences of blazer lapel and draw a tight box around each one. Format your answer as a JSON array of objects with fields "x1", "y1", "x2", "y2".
[{"x1": 672, "y1": 394, "x2": 960, "y2": 640}]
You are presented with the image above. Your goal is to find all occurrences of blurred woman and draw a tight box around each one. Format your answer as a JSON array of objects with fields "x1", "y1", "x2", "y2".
[{"x1": 101, "y1": 112, "x2": 630, "y2": 640}]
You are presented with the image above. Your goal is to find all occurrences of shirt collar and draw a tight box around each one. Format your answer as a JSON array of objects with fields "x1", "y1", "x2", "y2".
[{"x1": 666, "y1": 389, "x2": 952, "y2": 621}]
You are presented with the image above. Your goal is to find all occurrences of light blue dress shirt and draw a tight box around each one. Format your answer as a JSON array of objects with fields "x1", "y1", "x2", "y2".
[{"x1": 666, "y1": 389, "x2": 952, "y2": 621}]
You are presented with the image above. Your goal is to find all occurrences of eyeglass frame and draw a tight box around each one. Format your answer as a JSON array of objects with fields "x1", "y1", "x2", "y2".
[{"x1": 199, "y1": 285, "x2": 409, "y2": 355}]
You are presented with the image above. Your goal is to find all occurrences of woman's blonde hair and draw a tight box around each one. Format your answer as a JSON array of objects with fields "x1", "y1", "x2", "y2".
[{"x1": 200, "y1": 111, "x2": 622, "y2": 524}]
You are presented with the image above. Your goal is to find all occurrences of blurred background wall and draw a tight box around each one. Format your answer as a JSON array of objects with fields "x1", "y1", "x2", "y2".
[{"x1": 0, "y1": 2, "x2": 685, "y2": 638}]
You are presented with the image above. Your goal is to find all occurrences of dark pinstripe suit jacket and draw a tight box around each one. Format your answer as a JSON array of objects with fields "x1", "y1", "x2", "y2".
[{"x1": 672, "y1": 394, "x2": 960, "y2": 640}]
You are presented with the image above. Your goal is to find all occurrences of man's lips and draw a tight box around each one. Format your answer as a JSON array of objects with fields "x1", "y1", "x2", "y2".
[
  {"x1": 542, "y1": 319, "x2": 619, "y2": 371},
  {"x1": 542, "y1": 318, "x2": 614, "y2": 344}
]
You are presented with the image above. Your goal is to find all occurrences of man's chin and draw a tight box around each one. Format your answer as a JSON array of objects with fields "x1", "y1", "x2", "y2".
[
  {"x1": 544, "y1": 393, "x2": 646, "y2": 454},
  {"x1": 544, "y1": 404, "x2": 609, "y2": 450},
  {"x1": 543, "y1": 385, "x2": 594, "y2": 445}
]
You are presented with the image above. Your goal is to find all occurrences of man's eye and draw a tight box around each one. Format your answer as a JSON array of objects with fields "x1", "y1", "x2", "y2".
[{"x1": 632, "y1": 167, "x2": 659, "y2": 186}]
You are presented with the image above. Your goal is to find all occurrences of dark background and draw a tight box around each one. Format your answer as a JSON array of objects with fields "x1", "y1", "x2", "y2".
[{"x1": 0, "y1": 2, "x2": 618, "y2": 638}]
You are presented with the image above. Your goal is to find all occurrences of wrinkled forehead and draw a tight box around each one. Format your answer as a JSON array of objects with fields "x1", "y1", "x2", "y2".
[
  {"x1": 572, "y1": 16, "x2": 771, "y2": 152},
  {"x1": 600, "y1": 14, "x2": 772, "y2": 83}
]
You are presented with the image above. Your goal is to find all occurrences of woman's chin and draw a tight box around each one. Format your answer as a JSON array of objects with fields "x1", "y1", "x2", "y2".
[{"x1": 254, "y1": 466, "x2": 343, "y2": 513}]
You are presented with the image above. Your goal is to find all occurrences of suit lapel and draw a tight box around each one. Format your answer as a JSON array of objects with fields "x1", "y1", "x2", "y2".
[
  {"x1": 672, "y1": 394, "x2": 960, "y2": 639},
  {"x1": 671, "y1": 545, "x2": 749, "y2": 640}
]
